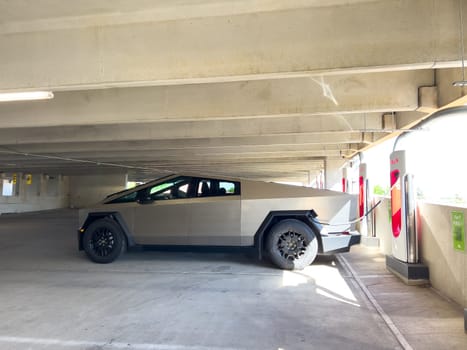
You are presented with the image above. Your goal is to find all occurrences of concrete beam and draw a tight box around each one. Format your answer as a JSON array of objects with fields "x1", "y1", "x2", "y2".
[
  {"x1": 4, "y1": 143, "x2": 349, "y2": 157},
  {"x1": 0, "y1": 1, "x2": 382, "y2": 34},
  {"x1": 436, "y1": 68, "x2": 467, "y2": 107},
  {"x1": 0, "y1": 152, "x2": 327, "y2": 164},
  {"x1": 0, "y1": 0, "x2": 457, "y2": 91},
  {"x1": 0, "y1": 151, "x2": 338, "y2": 164},
  {"x1": 6, "y1": 136, "x2": 362, "y2": 154},
  {"x1": 395, "y1": 111, "x2": 429, "y2": 129},
  {"x1": 0, "y1": 115, "x2": 376, "y2": 145},
  {"x1": 0, "y1": 158, "x2": 325, "y2": 176},
  {"x1": 35, "y1": 150, "x2": 344, "y2": 161},
  {"x1": 0, "y1": 70, "x2": 433, "y2": 128}
]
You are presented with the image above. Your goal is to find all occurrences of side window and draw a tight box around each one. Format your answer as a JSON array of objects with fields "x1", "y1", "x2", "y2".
[
  {"x1": 148, "y1": 177, "x2": 192, "y2": 200},
  {"x1": 197, "y1": 180, "x2": 212, "y2": 197},
  {"x1": 196, "y1": 179, "x2": 241, "y2": 197},
  {"x1": 219, "y1": 181, "x2": 237, "y2": 195},
  {"x1": 107, "y1": 191, "x2": 138, "y2": 204}
]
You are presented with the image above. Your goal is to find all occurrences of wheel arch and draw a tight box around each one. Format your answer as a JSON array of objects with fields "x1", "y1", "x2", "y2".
[
  {"x1": 78, "y1": 212, "x2": 135, "y2": 251},
  {"x1": 253, "y1": 210, "x2": 324, "y2": 260}
]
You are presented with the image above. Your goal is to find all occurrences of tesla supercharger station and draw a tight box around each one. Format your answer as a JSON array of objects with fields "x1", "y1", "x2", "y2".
[
  {"x1": 389, "y1": 151, "x2": 417, "y2": 262},
  {"x1": 342, "y1": 168, "x2": 349, "y2": 193},
  {"x1": 358, "y1": 164, "x2": 368, "y2": 236},
  {"x1": 387, "y1": 150, "x2": 428, "y2": 283},
  {"x1": 359, "y1": 164, "x2": 367, "y2": 217},
  {"x1": 358, "y1": 163, "x2": 376, "y2": 239}
]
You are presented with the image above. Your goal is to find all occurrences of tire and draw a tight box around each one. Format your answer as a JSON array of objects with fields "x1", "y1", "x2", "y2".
[
  {"x1": 265, "y1": 219, "x2": 318, "y2": 270},
  {"x1": 83, "y1": 218, "x2": 125, "y2": 263}
]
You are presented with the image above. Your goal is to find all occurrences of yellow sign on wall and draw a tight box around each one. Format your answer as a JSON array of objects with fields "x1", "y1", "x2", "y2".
[{"x1": 26, "y1": 174, "x2": 32, "y2": 185}]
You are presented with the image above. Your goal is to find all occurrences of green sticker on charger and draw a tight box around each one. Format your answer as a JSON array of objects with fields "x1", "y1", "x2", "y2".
[{"x1": 451, "y1": 211, "x2": 465, "y2": 252}]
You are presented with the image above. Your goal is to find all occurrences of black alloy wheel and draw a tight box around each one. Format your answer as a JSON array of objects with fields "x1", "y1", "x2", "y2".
[
  {"x1": 89, "y1": 227, "x2": 116, "y2": 257},
  {"x1": 83, "y1": 218, "x2": 124, "y2": 263}
]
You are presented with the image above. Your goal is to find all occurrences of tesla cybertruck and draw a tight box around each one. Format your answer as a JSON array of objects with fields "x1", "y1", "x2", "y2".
[{"x1": 78, "y1": 174, "x2": 359, "y2": 270}]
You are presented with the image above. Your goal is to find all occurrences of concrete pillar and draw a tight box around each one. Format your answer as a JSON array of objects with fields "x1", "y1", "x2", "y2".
[
  {"x1": 17, "y1": 173, "x2": 26, "y2": 200},
  {"x1": 40, "y1": 174, "x2": 48, "y2": 196},
  {"x1": 325, "y1": 159, "x2": 347, "y2": 191},
  {"x1": 69, "y1": 173, "x2": 128, "y2": 208},
  {"x1": 13, "y1": 173, "x2": 21, "y2": 197}
]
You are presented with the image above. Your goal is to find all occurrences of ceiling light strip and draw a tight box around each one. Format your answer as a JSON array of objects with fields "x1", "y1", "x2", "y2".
[{"x1": 0, "y1": 91, "x2": 54, "y2": 102}]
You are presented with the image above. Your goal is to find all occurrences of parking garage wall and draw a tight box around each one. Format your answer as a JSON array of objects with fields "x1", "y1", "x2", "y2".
[
  {"x1": 69, "y1": 174, "x2": 127, "y2": 208},
  {"x1": 325, "y1": 159, "x2": 347, "y2": 191},
  {"x1": 0, "y1": 174, "x2": 69, "y2": 214},
  {"x1": 373, "y1": 197, "x2": 467, "y2": 309}
]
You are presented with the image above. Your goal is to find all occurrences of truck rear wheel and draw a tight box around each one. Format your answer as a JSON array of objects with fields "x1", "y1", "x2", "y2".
[{"x1": 266, "y1": 219, "x2": 318, "y2": 270}]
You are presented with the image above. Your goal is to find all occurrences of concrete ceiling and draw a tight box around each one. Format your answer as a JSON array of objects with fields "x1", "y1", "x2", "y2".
[{"x1": 0, "y1": 0, "x2": 466, "y2": 183}]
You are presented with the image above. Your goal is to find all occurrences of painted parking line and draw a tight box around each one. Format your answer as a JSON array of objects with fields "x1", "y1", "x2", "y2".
[
  {"x1": 0, "y1": 336, "x2": 240, "y2": 350},
  {"x1": 337, "y1": 254, "x2": 413, "y2": 350}
]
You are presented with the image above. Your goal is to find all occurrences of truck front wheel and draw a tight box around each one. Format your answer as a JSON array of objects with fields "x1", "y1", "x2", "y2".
[
  {"x1": 266, "y1": 219, "x2": 318, "y2": 270},
  {"x1": 83, "y1": 218, "x2": 125, "y2": 263}
]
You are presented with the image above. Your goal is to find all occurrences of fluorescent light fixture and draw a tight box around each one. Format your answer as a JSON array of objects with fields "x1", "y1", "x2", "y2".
[
  {"x1": 0, "y1": 91, "x2": 54, "y2": 102},
  {"x1": 453, "y1": 81, "x2": 467, "y2": 87}
]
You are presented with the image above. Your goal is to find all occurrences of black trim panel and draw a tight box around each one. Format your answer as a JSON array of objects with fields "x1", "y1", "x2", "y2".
[{"x1": 321, "y1": 233, "x2": 361, "y2": 254}]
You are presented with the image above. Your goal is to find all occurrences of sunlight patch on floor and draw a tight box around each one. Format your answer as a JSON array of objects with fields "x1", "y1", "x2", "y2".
[{"x1": 282, "y1": 263, "x2": 360, "y2": 307}]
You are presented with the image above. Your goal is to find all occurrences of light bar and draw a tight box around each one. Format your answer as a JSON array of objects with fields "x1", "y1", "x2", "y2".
[
  {"x1": 0, "y1": 91, "x2": 54, "y2": 102},
  {"x1": 453, "y1": 80, "x2": 467, "y2": 87}
]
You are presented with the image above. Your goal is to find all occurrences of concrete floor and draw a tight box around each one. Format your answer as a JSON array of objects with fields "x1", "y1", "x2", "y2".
[{"x1": 0, "y1": 210, "x2": 465, "y2": 350}]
